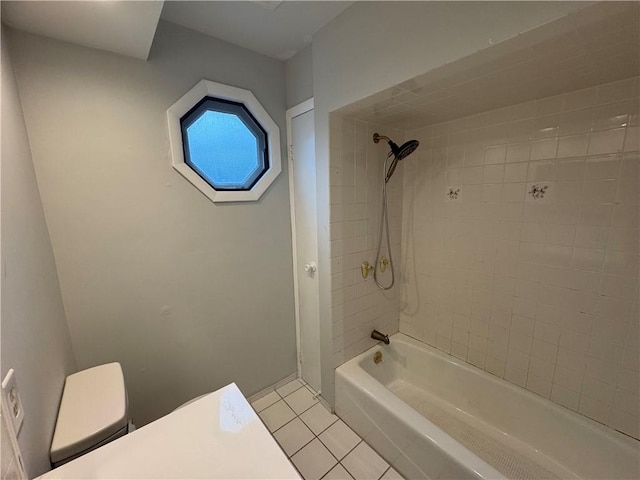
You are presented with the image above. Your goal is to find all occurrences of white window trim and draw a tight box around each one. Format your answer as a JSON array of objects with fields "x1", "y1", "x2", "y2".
[{"x1": 167, "y1": 79, "x2": 281, "y2": 203}]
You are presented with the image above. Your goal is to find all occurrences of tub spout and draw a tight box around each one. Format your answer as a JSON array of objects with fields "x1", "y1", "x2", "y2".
[{"x1": 371, "y1": 329, "x2": 390, "y2": 345}]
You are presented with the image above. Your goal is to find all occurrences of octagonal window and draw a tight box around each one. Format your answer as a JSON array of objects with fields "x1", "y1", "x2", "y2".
[
  {"x1": 181, "y1": 98, "x2": 268, "y2": 191},
  {"x1": 167, "y1": 80, "x2": 281, "y2": 203}
]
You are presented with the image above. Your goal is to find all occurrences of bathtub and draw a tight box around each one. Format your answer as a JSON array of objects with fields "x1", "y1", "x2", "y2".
[{"x1": 335, "y1": 333, "x2": 639, "y2": 480}]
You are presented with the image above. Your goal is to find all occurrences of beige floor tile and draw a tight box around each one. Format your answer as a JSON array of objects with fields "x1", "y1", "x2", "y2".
[
  {"x1": 300, "y1": 403, "x2": 339, "y2": 435},
  {"x1": 322, "y1": 463, "x2": 354, "y2": 480},
  {"x1": 341, "y1": 442, "x2": 388, "y2": 480},
  {"x1": 284, "y1": 385, "x2": 319, "y2": 414},
  {"x1": 319, "y1": 420, "x2": 360, "y2": 460},
  {"x1": 277, "y1": 379, "x2": 305, "y2": 397},
  {"x1": 273, "y1": 417, "x2": 315, "y2": 456},
  {"x1": 251, "y1": 390, "x2": 280, "y2": 412},
  {"x1": 258, "y1": 399, "x2": 296, "y2": 432},
  {"x1": 380, "y1": 467, "x2": 403, "y2": 479},
  {"x1": 291, "y1": 438, "x2": 337, "y2": 480}
]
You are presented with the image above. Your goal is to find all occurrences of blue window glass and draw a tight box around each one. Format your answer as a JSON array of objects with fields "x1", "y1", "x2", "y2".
[{"x1": 180, "y1": 97, "x2": 268, "y2": 191}]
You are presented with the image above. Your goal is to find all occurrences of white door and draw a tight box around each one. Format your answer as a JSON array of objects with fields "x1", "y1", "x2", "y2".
[{"x1": 288, "y1": 102, "x2": 321, "y2": 392}]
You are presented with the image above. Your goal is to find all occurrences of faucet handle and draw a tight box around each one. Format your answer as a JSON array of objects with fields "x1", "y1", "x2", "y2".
[
  {"x1": 379, "y1": 257, "x2": 390, "y2": 272},
  {"x1": 361, "y1": 261, "x2": 375, "y2": 279}
]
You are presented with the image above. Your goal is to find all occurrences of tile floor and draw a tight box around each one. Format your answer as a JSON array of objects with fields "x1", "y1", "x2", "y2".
[{"x1": 251, "y1": 379, "x2": 404, "y2": 480}]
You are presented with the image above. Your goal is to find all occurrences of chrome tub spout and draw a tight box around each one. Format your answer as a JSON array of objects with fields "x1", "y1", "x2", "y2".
[{"x1": 371, "y1": 329, "x2": 390, "y2": 345}]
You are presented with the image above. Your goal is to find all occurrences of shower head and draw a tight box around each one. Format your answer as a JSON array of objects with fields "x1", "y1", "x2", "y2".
[
  {"x1": 393, "y1": 139, "x2": 420, "y2": 161},
  {"x1": 373, "y1": 133, "x2": 420, "y2": 182}
]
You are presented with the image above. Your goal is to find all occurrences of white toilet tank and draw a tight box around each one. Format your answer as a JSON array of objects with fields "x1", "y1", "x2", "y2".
[{"x1": 50, "y1": 363, "x2": 129, "y2": 467}]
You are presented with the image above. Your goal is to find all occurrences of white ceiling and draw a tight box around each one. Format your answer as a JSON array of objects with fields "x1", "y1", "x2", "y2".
[
  {"x1": 1, "y1": 1, "x2": 164, "y2": 60},
  {"x1": 338, "y1": 1, "x2": 640, "y2": 129},
  {"x1": 1, "y1": 1, "x2": 353, "y2": 62},
  {"x1": 160, "y1": 1, "x2": 353, "y2": 60}
]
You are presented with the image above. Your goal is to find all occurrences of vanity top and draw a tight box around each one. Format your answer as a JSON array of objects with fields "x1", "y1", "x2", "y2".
[{"x1": 38, "y1": 383, "x2": 300, "y2": 479}]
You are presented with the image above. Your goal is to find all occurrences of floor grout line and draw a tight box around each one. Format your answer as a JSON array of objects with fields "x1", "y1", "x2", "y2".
[
  {"x1": 276, "y1": 381, "x2": 305, "y2": 399},
  {"x1": 316, "y1": 434, "x2": 359, "y2": 468},
  {"x1": 270, "y1": 396, "x2": 323, "y2": 435},
  {"x1": 380, "y1": 465, "x2": 391, "y2": 480},
  {"x1": 253, "y1": 378, "x2": 401, "y2": 480},
  {"x1": 319, "y1": 461, "x2": 355, "y2": 480},
  {"x1": 287, "y1": 436, "x2": 316, "y2": 459}
]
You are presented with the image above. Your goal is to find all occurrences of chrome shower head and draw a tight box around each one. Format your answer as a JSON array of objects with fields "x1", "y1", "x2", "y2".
[{"x1": 373, "y1": 133, "x2": 420, "y2": 182}]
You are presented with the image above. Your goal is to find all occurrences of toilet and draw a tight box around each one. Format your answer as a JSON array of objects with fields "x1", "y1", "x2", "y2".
[{"x1": 50, "y1": 363, "x2": 130, "y2": 468}]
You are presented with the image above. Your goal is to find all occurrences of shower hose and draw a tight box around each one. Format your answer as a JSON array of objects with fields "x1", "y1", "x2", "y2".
[{"x1": 374, "y1": 152, "x2": 395, "y2": 291}]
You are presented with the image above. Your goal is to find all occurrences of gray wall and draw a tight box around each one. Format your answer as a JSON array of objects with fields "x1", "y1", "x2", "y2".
[
  {"x1": 1, "y1": 28, "x2": 77, "y2": 478},
  {"x1": 311, "y1": 1, "x2": 592, "y2": 403},
  {"x1": 7, "y1": 20, "x2": 297, "y2": 426},
  {"x1": 285, "y1": 45, "x2": 313, "y2": 108}
]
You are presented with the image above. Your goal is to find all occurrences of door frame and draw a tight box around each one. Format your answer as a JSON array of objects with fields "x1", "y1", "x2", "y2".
[{"x1": 286, "y1": 98, "x2": 314, "y2": 380}]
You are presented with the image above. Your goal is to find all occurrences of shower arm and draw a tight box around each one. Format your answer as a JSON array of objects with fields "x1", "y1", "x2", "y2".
[{"x1": 372, "y1": 133, "x2": 391, "y2": 144}]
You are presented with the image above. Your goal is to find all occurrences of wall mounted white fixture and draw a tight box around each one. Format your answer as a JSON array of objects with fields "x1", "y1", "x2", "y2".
[{"x1": 1, "y1": 370, "x2": 24, "y2": 434}]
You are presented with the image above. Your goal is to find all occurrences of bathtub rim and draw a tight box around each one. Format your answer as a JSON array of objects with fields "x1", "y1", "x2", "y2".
[
  {"x1": 336, "y1": 332, "x2": 639, "y2": 479},
  {"x1": 336, "y1": 344, "x2": 506, "y2": 479},
  {"x1": 368, "y1": 332, "x2": 639, "y2": 452}
]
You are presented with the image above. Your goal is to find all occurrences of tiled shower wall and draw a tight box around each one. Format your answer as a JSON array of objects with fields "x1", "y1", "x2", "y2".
[
  {"x1": 329, "y1": 116, "x2": 405, "y2": 368},
  {"x1": 399, "y1": 76, "x2": 639, "y2": 439}
]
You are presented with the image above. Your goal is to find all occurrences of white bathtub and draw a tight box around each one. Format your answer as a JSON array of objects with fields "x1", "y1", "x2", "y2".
[{"x1": 335, "y1": 333, "x2": 639, "y2": 480}]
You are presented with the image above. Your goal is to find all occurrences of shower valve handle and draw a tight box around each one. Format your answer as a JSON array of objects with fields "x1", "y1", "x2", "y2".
[
  {"x1": 380, "y1": 257, "x2": 390, "y2": 273},
  {"x1": 361, "y1": 261, "x2": 375, "y2": 279}
]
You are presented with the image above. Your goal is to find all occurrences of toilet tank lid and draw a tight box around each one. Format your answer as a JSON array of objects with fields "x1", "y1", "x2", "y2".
[{"x1": 51, "y1": 363, "x2": 128, "y2": 464}]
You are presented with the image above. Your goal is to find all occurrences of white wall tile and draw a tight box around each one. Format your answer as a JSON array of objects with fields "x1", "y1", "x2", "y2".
[
  {"x1": 557, "y1": 135, "x2": 589, "y2": 159},
  {"x1": 623, "y1": 126, "x2": 639, "y2": 152},
  {"x1": 504, "y1": 163, "x2": 529, "y2": 183},
  {"x1": 603, "y1": 252, "x2": 638, "y2": 277},
  {"x1": 588, "y1": 128, "x2": 625, "y2": 155},
  {"x1": 484, "y1": 145, "x2": 507, "y2": 165},
  {"x1": 483, "y1": 164, "x2": 505, "y2": 183},
  {"x1": 551, "y1": 383, "x2": 580, "y2": 410},
  {"x1": 531, "y1": 138, "x2": 558, "y2": 160},
  {"x1": 609, "y1": 409, "x2": 640, "y2": 439},
  {"x1": 506, "y1": 142, "x2": 531, "y2": 163},
  {"x1": 574, "y1": 226, "x2": 609, "y2": 249},
  {"x1": 585, "y1": 157, "x2": 621, "y2": 179},
  {"x1": 556, "y1": 159, "x2": 585, "y2": 180},
  {"x1": 396, "y1": 79, "x2": 639, "y2": 438},
  {"x1": 527, "y1": 373, "x2": 552, "y2": 398},
  {"x1": 331, "y1": 77, "x2": 637, "y2": 438},
  {"x1": 578, "y1": 204, "x2": 613, "y2": 226},
  {"x1": 330, "y1": 118, "x2": 403, "y2": 365},
  {"x1": 579, "y1": 396, "x2": 611, "y2": 424}
]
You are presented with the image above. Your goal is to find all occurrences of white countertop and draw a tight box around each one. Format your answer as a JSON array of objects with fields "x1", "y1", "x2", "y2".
[{"x1": 38, "y1": 383, "x2": 301, "y2": 479}]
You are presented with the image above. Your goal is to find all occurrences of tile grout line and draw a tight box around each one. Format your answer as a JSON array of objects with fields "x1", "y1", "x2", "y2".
[
  {"x1": 269, "y1": 397, "x2": 341, "y2": 459},
  {"x1": 264, "y1": 389, "x2": 333, "y2": 441},
  {"x1": 280, "y1": 415, "x2": 336, "y2": 460},
  {"x1": 379, "y1": 465, "x2": 392, "y2": 480},
  {"x1": 319, "y1": 461, "x2": 355, "y2": 480},
  {"x1": 319, "y1": 436, "x2": 363, "y2": 464},
  {"x1": 276, "y1": 380, "x2": 306, "y2": 398},
  {"x1": 276, "y1": 401, "x2": 337, "y2": 436},
  {"x1": 254, "y1": 378, "x2": 400, "y2": 480}
]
